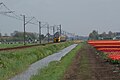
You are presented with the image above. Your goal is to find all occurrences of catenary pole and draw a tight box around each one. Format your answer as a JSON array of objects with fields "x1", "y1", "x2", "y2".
[
  {"x1": 39, "y1": 21, "x2": 41, "y2": 44},
  {"x1": 47, "y1": 24, "x2": 49, "y2": 43},
  {"x1": 23, "y1": 15, "x2": 26, "y2": 45}
]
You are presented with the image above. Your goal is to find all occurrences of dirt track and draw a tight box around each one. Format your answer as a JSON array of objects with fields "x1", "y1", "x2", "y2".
[{"x1": 63, "y1": 44, "x2": 120, "y2": 80}]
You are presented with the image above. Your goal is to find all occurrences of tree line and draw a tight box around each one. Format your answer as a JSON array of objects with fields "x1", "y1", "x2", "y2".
[
  {"x1": 89, "y1": 30, "x2": 119, "y2": 40},
  {"x1": 0, "y1": 31, "x2": 45, "y2": 43}
]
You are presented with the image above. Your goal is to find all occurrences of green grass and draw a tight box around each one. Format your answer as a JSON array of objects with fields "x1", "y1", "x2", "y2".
[
  {"x1": 0, "y1": 44, "x2": 23, "y2": 48},
  {"x1": 77, "y1": 45, "x2": 92, "y2": 80},
  {"x1": 0, "y1": 41, "x2": 73, "y2": 80},
  {"x1": 30, "y1": 43, "x2": 82, "y2": 80},
  {"x1": 0, "y1": 43, "x2": 36, "y2": 48}
]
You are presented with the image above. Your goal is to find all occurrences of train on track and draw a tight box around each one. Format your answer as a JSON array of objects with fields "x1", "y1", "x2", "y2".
[{"x1": 53, "y1": 32, "x2": 67, "y2": 43}]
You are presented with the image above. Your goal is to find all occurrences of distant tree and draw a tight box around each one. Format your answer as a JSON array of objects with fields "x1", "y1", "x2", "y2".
[
  {"x1": 11, "y1": 31, "x2": 23, "y2": 38},
  {"x1": 108, "y1": 31, "x2": 114, "y2": 38},
  {"x1": 101, "y1": 32, "x2": 106, "y2": 37},
  {"x1": 11, "y1": 31, "x2": 18, "y2": 37},
  {"x1": 108, "y1": 31, "x2": 112, "y2": 35},
  {"x1": 26, "y1": 32, "x2": 38, "y2": 40},
  {"x1": 99, "y1": 31, "x2": 115, "y2": 40},
  {"x1": 10, "y1": 31, "x2": 46, "y2": 42},
  {"x1": 89, "y1": 30, "x2": 99, "y2": 40}
]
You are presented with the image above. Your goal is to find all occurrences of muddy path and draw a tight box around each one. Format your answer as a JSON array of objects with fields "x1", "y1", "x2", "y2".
[{"x1": 63, "y1": 43, "x2": 120, "y2": 80}]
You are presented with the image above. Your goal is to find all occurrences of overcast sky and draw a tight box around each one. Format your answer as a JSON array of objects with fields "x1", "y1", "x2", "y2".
[{"x1": 0, "y1": 0, "x2": 120, "y2": 36}]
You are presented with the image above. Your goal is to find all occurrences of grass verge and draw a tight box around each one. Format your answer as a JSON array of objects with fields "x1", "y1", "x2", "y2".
[
  {"x1": 77, "y1": 44, "x2": 92, "y2": 80},
  {"x1": 30, "y1": 43, "x2": 82, "y2": 80},
  {"x1": 0, "y1": 44, "x2": 24, "y2": 48},
  {"x1": 0, "y1": 41, "x2": 73, "y2": 80}
]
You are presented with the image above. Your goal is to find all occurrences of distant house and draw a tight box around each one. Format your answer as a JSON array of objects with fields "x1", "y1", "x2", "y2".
[
  {"x1": 0, "y1": 36, "x2": 12, "y2": 40},
  {"x1": 0, "y1": 36, "x2": 13, "y2": 43},
  {"x1": 98, "y1": 34, "x2": 113, "y2": 40},
  {"x1": 116, "y1": 32, "x2": 120, "y2": 36},
  {"x1": 113, "y1": 36, "x2": 120, "y2": 40},
  {"x1": 113, "y1": 32, "x2": 120, "y2": 40}
]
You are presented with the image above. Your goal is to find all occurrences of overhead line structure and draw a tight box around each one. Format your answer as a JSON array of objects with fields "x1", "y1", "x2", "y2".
[
  {"x1": 21, "y1": 15, "x2": 35, "y2": 45},
  {"x1": 0, "y1": 2, "x2": 78, "y2": 44},
  {"x1": 47, "y1": 24, "x2": 49, "y2": 43},
  {"x1": 0, "y1": 2, "x2": 41, "y2": 45},
  {"x1": 0, "y1": 2, "x2": 2, "y2": 5},
  {"x1": 0, "y1": 2, "x2": 22, "y2": 20},
  {"x1": 39, "y1": 21, "x2": 41, "y2": 44},
  {"x1": 49, "y1": 26, "x2": 55, "y2": 40},
  {"x1": 0, "y1": 2, "x2": 38, "y2": 25},
  {"x1": 37, "y1": 22, "x2": 50, "y2": 43},
  {"x1": 53, "y1": 24, "x2": 62, "y2": 36}
]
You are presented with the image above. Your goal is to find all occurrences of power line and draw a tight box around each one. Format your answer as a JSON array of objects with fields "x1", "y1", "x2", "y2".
[
  {"x1": 0, "y1": 2, "x2": 77, "y2": 42},
  {"x1": 0, "y1": 2, "x2": 3, "y2": 5},
  {"x1": 2, "y1": 3, "x2": 21, "y2": 19},
  {"x1": 0, "y1": 2, "x2": 38, "y2": 26}
]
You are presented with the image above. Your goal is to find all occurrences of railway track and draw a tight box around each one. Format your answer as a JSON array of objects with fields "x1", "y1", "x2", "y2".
[{"x1": 0, "y1": 42, "x2": 53, "y2": 51}]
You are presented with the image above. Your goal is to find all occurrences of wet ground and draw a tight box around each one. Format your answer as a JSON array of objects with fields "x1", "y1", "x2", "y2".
[
  {"x1": 63, "y1": 44, "x2": 120, "y2": 80},
  {"x1": 10, "y1": 44, "x2": 78, "y2": 80}
]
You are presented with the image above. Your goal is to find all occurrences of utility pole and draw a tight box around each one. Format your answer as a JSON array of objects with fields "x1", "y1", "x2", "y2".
[
  {"x1": 53, "y1": 26, "x2": 55, "y2": 36},
  {"x1": 63, "y1": 31, "x2": 65, "y2": 35},
  {"x1": 39, "y1": 21, "x2": 41, "y2": 44},
  {"x1": 23, "y1": 15, "x2": 26, "y2": 45},
  {"x1": 59, "y1": 24, "x2": 61, "y2": 36},
  {"x1": 47, "y1": 24, "x2": 49, "y2": 43},
  {"x1": 53, "y1": 26, "x2": 55, "y2": 42},
  {"x1": 57, "y1": 27, "x2": 59, "y2": 32},
  {"x1": 21, "y1": 15, "x2": 35, "y2": 45},
  {"x1": 65, "y1": 31, "x2": 67, "y2": 36}
]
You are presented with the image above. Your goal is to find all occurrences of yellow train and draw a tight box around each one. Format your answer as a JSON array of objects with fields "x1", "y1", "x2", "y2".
[{"x1": 54, "y1": 32, "x2": 66, "y2": 42}]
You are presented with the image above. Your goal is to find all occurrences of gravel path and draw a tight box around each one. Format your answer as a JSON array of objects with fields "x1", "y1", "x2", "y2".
[{"x1": 10, "y1": 44, "x2": 78, "y2": 80}]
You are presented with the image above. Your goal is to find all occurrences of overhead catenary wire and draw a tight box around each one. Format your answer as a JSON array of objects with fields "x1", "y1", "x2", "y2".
[
  {"x1": 0, "y1": 2, "x2": 38, "y2": 26},
  {"x1": 0, "y1": 2, "x2": 3, "y2": 5},
  {"x1": 2, "y1": 2, "x2": 22, "y2": 19},
  {"x1": 0, "y1": 2, "x2": 74, "y2": 36},
  {"x1": 0, "y1": 2, "x2": 78, "y2": 43}
]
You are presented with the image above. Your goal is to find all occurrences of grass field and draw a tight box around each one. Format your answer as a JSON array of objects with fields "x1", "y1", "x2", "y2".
[
  {"x1": 0, "y1": 43, "x2": 37, "y2": 48},
  {"x1": 0, "y1": 41, "x2": 73, "y2": 80},
  {"x1": 0, "y1": 44, "x2": 24, "y2": 48}
]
